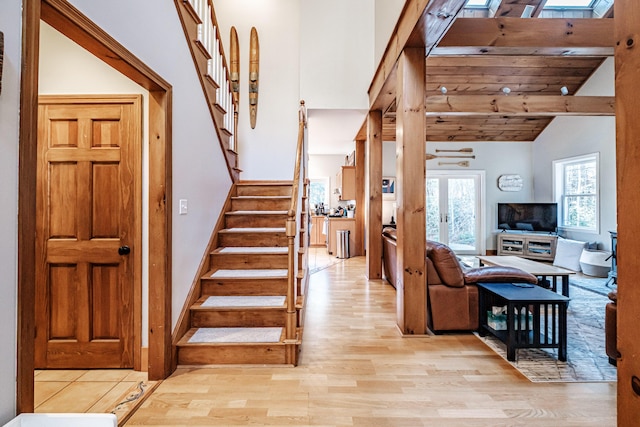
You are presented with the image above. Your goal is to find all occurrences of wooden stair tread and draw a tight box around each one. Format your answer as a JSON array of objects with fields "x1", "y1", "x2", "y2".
[
  {"x1": 178, "y1": 327, "x2": 284, "y2": 345},
  {"x1": 227, "y1": 210, "x2": 288, "y2": 215},
  {"x1": 213, "y1": 246, "x2": 288, "y2": 254},
  {"x1": 232, "y1": 195, "x2": 290, "y2": 199},
  {"x1": 194, "y1": 295, "x2": 286, "y2": 309},
  {"x1": 220, "y1": 227, "x2": 286, "y2": 233},
  {"x1": 206, "y1": 269, "x2": 288, "y2": 279}
]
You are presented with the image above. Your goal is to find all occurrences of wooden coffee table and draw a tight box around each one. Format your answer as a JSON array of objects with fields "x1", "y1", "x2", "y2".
[
  {"x1": 476, "y1": 255, "x2": 575, "y2": 298},
  {"x1": 477, "y1": 282, "x2": 570, "y2": 362}
]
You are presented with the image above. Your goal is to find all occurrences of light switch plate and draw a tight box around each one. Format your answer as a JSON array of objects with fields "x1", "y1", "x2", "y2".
[{"x1": 179, "y1": 199, "x2": 188, "y2": 215}]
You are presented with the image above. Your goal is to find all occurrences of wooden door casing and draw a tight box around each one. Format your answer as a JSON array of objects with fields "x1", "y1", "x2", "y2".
[{"x1": 35, "y1": 95, "x2": 142, "y2": 369}]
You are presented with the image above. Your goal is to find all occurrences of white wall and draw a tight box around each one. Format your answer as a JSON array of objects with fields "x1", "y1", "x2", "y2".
[
  {"x1": 300, "y1": 0, "x2": 374, "y2": 110},
  {"x1": 374, "y1": 0, "x2": 405, "y2": 65},
  {"x1": 39, "y1": 22, "x2": 153, "y2": 344},
  {"x1": 532, "y1": 58, "x2": 616, "y2": 250},
  {"x1": 214, "y1": 0, "x2": 300, "y2": 180},
  {"x1": 383, "y1": 141, "x2": 534, "y2": 251},
  {"x1": 67, "y1": 0, "x2": 233, "y2": 328},
  {"x1": 0, "y1": 1, "x2": 21, "y2": 421}
]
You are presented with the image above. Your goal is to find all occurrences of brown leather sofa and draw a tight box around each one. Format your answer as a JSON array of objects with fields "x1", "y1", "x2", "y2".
[
  {"x1": 605, "y1": 289, "x2": 618, "y2": 365},
  {"x1": 382, "y1": 227, "x2": 538, "y2": 332}
]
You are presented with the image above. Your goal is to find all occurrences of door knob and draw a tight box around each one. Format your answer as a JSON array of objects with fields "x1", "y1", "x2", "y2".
[{"x1": 118, "y1": 245, "x2": 131, "y2": 255}]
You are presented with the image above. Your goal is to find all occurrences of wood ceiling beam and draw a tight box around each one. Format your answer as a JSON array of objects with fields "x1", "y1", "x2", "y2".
[
  {"x1": 425, "y1": 95, "x2": 615, "y2": 116},
  {"x1": 439, "y1": 18, "x2": 615, "y2": 49},
  {"x1": 430, "y1": 46, "x2": 613, "y2": 56}
]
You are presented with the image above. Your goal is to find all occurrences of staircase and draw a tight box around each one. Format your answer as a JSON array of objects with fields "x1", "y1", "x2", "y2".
[{"x1": 176, "y1": 181, "x2": 307, "y2": 365}]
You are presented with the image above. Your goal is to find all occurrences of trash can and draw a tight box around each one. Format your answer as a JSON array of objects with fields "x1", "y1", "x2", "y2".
[{"x1": 336, "y1": 229, "x2": 350, "y2": 259}]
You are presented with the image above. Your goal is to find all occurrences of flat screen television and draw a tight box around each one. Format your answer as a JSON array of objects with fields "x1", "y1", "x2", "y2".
[{"x1": 497, "y1": 202, "x2": 558, "y2": 233}]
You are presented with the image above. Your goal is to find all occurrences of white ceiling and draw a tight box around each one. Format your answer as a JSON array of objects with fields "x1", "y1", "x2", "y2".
[{"x1": 307, "y1": 109, "x2": 368, "y2": 155}]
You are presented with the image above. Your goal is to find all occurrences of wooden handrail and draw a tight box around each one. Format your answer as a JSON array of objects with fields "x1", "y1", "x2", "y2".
[
  {"x1": 288, "y1": 100, "x2": 307, "y2": 218},
  {"x1": 285, "y1": 101, "x2": 308, "y2": 351}
]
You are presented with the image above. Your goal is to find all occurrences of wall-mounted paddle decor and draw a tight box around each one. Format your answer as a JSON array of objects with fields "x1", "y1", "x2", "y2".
[
  {"x1": 230, "y1": 27, "x2": 239, "y2": 105},
  {"x1": 0, "y1": 32, "x2": 4, "y2": 96},
  {"x1": 249, "y1": 27, "x2": 259, "y2": 129}
]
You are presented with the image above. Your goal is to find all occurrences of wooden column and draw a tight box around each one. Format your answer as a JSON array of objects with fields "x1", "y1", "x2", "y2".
[
  {"x1": 615, "y1": 1, "x2": 640, "y2": 423},
  {"x1": 17, "y1": 0, "x2": 41, "y2": 414},
  {"x1": 354, "y1": 139, "x2": 365, "y2": 257},
  {"x1": 395, "y1": 48, "x2": 427, "y2": 334},
  {"x1": 366, "y1": 110, "x2": 383, "y2": 279}
]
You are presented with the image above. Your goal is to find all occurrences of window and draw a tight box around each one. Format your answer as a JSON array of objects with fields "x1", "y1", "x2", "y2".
[
  {"x1": 309, "y1": 178, "x2": 329, "y2": 211},
  {"x1": 544, "y1": 0, "x2": 595, "y2": 8},
  {"x1": 465, "y1": 0, "x2": 490, "y2": 7},
  {"x1": 553, "y1": 153, "x2": 599, "y2": 233}
]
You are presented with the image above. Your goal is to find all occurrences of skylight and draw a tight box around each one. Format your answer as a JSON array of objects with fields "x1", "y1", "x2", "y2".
[
  {"x1": 464, "y1": 0, "x2": 596, "y2": 8},
  {"x1": 545, "y1": 0, "x2": 595, "y2": 7},
  {"x1": 465, "y1": 0, "x2": 490, "y2": 7}
]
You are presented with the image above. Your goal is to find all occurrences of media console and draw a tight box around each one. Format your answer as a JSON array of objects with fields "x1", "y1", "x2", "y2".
[{"x1": 496, "y1": 232, "x2": 557, "y2": 261}]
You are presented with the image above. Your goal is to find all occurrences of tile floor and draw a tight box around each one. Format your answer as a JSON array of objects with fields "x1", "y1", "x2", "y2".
[{"x1": 34, "y1": 369, "x2": 157, "y2": 422}]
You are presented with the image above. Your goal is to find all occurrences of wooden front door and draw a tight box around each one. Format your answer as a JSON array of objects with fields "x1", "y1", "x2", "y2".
[{"x1": 35, "y1": 95, "x2": 142, "y2": 369}]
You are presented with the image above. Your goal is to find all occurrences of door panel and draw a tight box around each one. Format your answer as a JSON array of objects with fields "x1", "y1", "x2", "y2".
[
  {"x1": 447, "y1": 178, "x2": 477, "y2": 252},
  {"x1": 36, "y1": 96, "x2": 141, "y2": 369}
]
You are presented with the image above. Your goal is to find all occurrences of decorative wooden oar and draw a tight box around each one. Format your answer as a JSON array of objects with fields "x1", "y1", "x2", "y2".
[
  {"x1": 230, "y1": 27, "x2": 240, "y2": 105},
  {"x1": 230, "y1": 27, "x2": 240, "y2": 140},
  {"x1": 435, "y1": 148, "x2": 473, "y2": 153},
  {"x1": 249, "y1": 27, "x2": 259, "y2": 129},
  {"x1": 438, "y1": 161, "x2": 470, "y2": 167},
  {"x1": 426, "y1": 154, "x2": 475, "y2": 160}
]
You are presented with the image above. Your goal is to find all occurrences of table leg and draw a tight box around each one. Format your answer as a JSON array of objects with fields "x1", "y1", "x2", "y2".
[
  {"x1": 558, "y1": 303, "x2": 568, "y2": 361},
  {"x1": 562, "y1": 275, "x2": 570, "y2": 298},
  {"x1": 478, "y1": 289, "x2": 487, "y2": 336},
  {"x1": 506, "y1": 303, "x2": 516, "y2": 361}
]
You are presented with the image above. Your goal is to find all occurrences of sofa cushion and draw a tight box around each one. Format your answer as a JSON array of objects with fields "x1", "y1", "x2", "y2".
[
  {"x1": 426, "y1": 240, "x2": 465, "y2": 288},
  {"x1": 464, "y1": 266, "x2": 538, "y2": 284}
]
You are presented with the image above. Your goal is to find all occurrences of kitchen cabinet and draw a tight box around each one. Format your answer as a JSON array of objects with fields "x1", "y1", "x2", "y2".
[
  {"x1": 310, "y1": 216, "x2": 327, "y2": 247},
  {"x1": 327, "y1": 217, "x2": 356, "y2": 256},
  {"x1": 337, "y1": 166, "x2": 356, "y2": 201}
]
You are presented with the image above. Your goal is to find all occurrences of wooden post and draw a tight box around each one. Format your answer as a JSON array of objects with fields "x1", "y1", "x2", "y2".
[
  {"x1": 614, "y1": 0, "x2": 640, "y2": 423},
  {"x1": 366, "y1": 110, "x2": 383, "y2": 279},
  {"x1": 395, "y1": 48, "x2": 427, "y2": 334},
  {"x1": 17, "y1": 0, "x2": 41, "y2": 413},
  {"x1": 354, "y1": 139, "x2": 366, "y2": 257}
]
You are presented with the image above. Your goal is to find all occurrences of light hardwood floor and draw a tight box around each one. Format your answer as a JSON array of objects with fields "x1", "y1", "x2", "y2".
[{"x1": 124, "y1": 250, "x2": 616, "y2": 426}]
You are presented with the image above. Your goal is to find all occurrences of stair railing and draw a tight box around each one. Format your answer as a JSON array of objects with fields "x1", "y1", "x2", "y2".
[
  {"x1": 178, "y1": 0, "x2": 238, "y2": 179},
  {"x1": 285, "y1": 101, "x2": 308, "y2": 362}
]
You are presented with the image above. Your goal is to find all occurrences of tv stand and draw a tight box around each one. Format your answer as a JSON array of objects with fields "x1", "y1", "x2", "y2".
[{"x1": 497, "y1": 233, "x2": 557, "y2": 261}]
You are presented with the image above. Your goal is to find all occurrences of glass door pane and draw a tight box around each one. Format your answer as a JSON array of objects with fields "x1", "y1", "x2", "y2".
[
  {"x1": 447, "y1": 178, "x2": 477, "y2": 253},
  {"x1": 426, "y1": 178, "x2": 441, "y2": 242}
]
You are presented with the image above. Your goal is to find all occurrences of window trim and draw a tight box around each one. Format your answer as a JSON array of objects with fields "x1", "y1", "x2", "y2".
[{"x1": 553, "y1": 153, "x2": 600, "y2": 234}]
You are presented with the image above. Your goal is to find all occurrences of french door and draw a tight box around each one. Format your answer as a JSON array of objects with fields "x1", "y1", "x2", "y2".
[{"x1": 426, "y1": 171, "x2": 485, "y2": 255}]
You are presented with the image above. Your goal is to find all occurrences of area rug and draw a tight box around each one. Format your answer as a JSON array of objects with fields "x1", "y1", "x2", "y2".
[{"x1": 475, "y1": 276, "x2": 617, "y2": 382}]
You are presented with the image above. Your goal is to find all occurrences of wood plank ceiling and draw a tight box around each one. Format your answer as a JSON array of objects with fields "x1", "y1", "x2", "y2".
[{"x1": 379, "y1": 0, "x2": 615, "y2": 142}]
